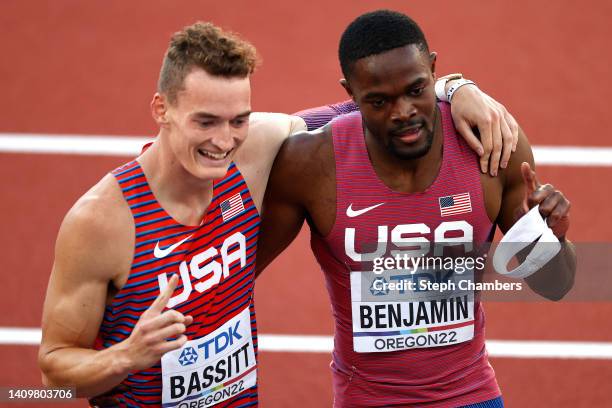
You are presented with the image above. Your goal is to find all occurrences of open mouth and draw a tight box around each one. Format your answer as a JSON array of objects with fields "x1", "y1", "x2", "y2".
[
  {"x1": 198, "y1": 149, "x2": 231, "y2": 160},
  {"x1": 392, "y1": 124, "x2": 423, "y2": 137},
  {"x1": 392, "y1": 124, "x2": 424, "y2": 143}
]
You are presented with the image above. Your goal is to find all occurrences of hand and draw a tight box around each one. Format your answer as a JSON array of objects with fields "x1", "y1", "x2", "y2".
[
  {"x1": 518, "y1": 162, "x2": 571, "y2": 239},
  {"x1": 449, "y1": 84, "x2": 519, "y2": 176},
  {"x1": 121, "y1": 274, "x2": 193, "y2": 371}
]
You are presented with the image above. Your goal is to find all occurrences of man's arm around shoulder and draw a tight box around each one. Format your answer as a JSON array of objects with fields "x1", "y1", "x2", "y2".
[{"x1": 256, "y1": 126, "x2": 327, "y2": 275}]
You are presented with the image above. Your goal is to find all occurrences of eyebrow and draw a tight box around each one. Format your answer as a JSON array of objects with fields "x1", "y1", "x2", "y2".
[
  {"x1": 363, "y1": 77, "x2": 429, "y2": 100},
  {"x1": 192, "y1": 110, "x2": 252, "y2": 120}
]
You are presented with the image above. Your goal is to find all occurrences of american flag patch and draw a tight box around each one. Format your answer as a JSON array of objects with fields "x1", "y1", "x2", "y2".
[
  {"x1": 220, "y1": 193, "x2": 245, "y2": 222},
  {"x1": 439, "y1": 192, "x2": 472, "y2": 217}
]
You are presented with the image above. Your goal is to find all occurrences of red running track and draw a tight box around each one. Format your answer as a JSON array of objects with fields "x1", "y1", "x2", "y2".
[{"x1": 1, "y1": 1, "x2": 611, "y2": 406}]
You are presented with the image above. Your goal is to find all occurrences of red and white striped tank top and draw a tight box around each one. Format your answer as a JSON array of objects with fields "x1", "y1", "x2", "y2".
[
  {"x1": 311, "y1": 102, "x2": 501, "y2": 407},
  {"x1": 93, "y1": 160, "x2": 259, "y2": 407}
]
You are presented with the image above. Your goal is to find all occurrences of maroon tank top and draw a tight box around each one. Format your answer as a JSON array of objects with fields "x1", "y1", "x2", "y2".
[{"x1": 311, "y1": 102, "x2": 501, "y2": 407}]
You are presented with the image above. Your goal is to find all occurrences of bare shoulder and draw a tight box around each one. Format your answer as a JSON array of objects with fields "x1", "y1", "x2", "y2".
[
  {"x1": 498, "y1": 126, "x2": 535, "y2": 185},
  {"x1": 55, "y1": 173, "x2": 134, "y2": 283},
  {"x1": 234, "y1": 112, "x2": 307, "y2": 211},
  {"x1": 482, "y1": 126, "x2": 535, "y2": 229},
  {"x1": 236, "y1": 113, "x2": 306, "y2": 166},
  {"x1": 40, "y1": 173, "x2": 134, "y2": 352},
  {"x1": 269, "y1": 124, "x2": 334, "y2": 196}
]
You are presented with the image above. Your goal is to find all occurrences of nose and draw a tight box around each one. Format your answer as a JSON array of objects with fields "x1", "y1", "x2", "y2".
[
  {"x1": 390, "y1": 96, "x2": 417, "y2": 124},
  {"x1": 210, "y1": 122, "x2": 234, "y2": 152}
]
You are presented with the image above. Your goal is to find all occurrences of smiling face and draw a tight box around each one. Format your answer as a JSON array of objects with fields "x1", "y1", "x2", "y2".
[
  {"x1": 342, "y1": 44, "x2": 438, "y2": 161},
  {"x1": 156, "y1": 67, "x2": 251, "y2": 181}
]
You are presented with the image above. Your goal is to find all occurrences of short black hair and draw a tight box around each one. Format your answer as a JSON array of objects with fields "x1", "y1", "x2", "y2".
[{"x1": 339, "y1": 10, "x2": 429, "y2": 78}]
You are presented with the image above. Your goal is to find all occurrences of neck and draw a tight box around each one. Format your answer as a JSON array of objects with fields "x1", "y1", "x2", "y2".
[
  {"x1": 364, "y1": 107, "x2": 443, "y2": 193},
  {"x1": 138, "y1": 134, "x2": 215, "y2": 226}
]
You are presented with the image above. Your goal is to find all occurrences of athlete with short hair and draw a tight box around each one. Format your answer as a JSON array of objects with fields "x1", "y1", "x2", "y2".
[
  {"x1": 257, "y1": 10, "x2": 576, "y2": 407},
  {"x1": 38, "y1": 22, "x2": 287, "y2": 407},
  {"x1": 39, "y1": 19, "x2": 521, "y2": 408}
]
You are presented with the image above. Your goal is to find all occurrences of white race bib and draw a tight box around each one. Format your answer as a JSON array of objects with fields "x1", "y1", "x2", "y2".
[
  {"x1": 350, "y1": 268, "x2": 475, "y2": 353},
  {"x1": 161, "y1": 307, "x2": 257, "y2": 407}
]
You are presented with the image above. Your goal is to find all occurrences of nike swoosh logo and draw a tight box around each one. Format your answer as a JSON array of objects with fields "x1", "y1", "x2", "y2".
[
  {"x1": 346, "y1": 203, "x2": 385, "y2": 218},
  {"x1": 153, "y1": 234, "x2": 193, "y2": 259}
]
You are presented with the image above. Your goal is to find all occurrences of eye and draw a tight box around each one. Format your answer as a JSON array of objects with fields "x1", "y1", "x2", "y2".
[
  {"x1": 230, "y1": 117, "x2": 248, "y2": 127},
  {"x1": 198, "y1": 120, "x2": 214, "y2": 128},
  {"x1": 409, "y1": 87, "x2": 425, "y2": 97},
  {"x1": 371, "y1": 99, "x2": 386, "y2": 109}
]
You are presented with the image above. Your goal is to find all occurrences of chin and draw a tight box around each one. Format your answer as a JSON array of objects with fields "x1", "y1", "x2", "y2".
[
  {"x1": 390, "y1": 130, "x2": 434, "y2": 160},
  {"x1": 195, "y1": 164, "x2": 231, "y2": 181},
  {"x1": 391, "y1": 140, "x2": 432, "y2": 160}
]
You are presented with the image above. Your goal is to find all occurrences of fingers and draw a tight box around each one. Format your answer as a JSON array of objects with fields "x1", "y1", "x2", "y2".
[
  {"x1": 133, "y1": 310, "x2": 193, "y2": 349},
  {"x1": 152, "y1": 321, "x2": 188, "y2": 343},
  {"x1": 158, "y1": 335, "x2": 189, "y2": 354},
  {"x1": 502, "y1": 108, "x2": 519, "y2": 153},
  {"x1": 145, "y1": 309, "x2": 191, "y2": 331},
  {"x1": 521, "y1": 162, "x2": 540, "y2": 194},
  {"x1": 526, "y1": 183, "x2": 554, "y2": 208},
  {"x1": 499, "y1": 114, "x2": 514, "y2": 169},
  {"x1": 149, "y1": 274, "x2": 179, "y2": 314},
  {"x1": 538, "y1": 190, "x2": 571, "y2": 227},
  {"x1": 455, "y1": 120, "x2": 484, "y2": 157},
  {"x1": 477, "y1": 121, "x2": 493, "y2": 175},
  {"x1": 488, "y1": 113, "x2": 503, "y2": 176}
]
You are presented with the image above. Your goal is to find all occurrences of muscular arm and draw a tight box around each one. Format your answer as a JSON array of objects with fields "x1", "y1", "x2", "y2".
[
  {"x1": 38, "y1": 178, "x2": 136, "y2": 396},
  {"x1": 495, "y1": 130, "x2": 576, "y2": 300},
  {"x1": 236, "y1": 113, "x2": 307, "y2": 212},
  {"x1": 255, "y1": 127, "x2": 330, "y2": 275},
  {"x1": 38, "y1": 176, "x2": 190, "y2": 397}
]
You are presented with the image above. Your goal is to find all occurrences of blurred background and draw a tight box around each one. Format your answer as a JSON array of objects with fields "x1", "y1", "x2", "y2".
[{"x1": 1, "y1": 1, "x2": 611, "y2": 406}]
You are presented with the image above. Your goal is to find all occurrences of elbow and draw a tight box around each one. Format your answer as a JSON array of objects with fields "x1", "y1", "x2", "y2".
[
  {"x1": 38, "y1": 351, "x2": 56, "y2": 387},
  {"x1": 38, "y1": 347, "x2": 67, "y2": 389}
]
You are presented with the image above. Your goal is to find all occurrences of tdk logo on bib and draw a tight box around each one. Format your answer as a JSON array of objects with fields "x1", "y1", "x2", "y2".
[
  {"x1": 198, "y1": 320, "x2": 243, "y2": 359},
  {"x1": 161, "y1": 308, "x2": 257, "y2": 407},
  {"x1": 178, "y1": 347, "x2": 198, "y2": 366}
]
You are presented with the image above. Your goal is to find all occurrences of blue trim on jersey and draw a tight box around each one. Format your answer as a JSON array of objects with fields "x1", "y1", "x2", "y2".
[
  {"x1": 193, "y1": 297, "x2": 252, "y2": 329},
  {"x1": 121, "y1": 181, "x2": 148, "y2": 193},
  {"x1": 135, "y1": 215, "x2": 173, "y2": 228},
  {"x1": 130, "y1": 199, "x2": 158, "y2": 210},
  {"x1": 189, "y1": 210, "x2": 259, "y2": 255},
  {"x1": 135, "y1": 230, "x2": 190, "y2": 249},
  {"x1": 118, "y1": 172, "x2": 145, "y2": 184},
  {"x1": 133, "y1": 207, "x2": 164, "y2": 219},
  {"x1": 213, "y1": 165, "x2": 240, "y2": 189},
  {"x1": 135, "y1": 223, "x2": 184, "y2": 238},
  {"x1": 118, "y1": 273, "x2": 175, "y2": 292},
  {"x1": 181, "y1": 270, "x2": 254, "y2": 316},
  {"x1": 114, "y1": 163, "x2": 140, "y2": 177},
  {"x1": 107, "y1": 298, "x2": 157, "y2": 312},
  {"x1": 125, "y1": 190, "x2": 153, "y2": 201},
  {"x1": 461, "y1": 396, "x2": 504, "y2": 408},
  {"x1": 131, "y1": 251, "x2": 188, "y2": 269}
]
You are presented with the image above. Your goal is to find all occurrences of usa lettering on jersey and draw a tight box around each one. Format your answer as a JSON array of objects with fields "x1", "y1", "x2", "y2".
[{"x1": 346, "y1": 221, "x2": 476, "y2": 353}]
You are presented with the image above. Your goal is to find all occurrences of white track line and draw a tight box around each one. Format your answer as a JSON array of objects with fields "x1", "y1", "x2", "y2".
[
  {"x1": 2, "y1": 328, "x2": 612, "y2": 359},
  {"x1": 0, "y1": 134, "x2": 152, "y2": 156},
  {"x1": 1, "y1": 133, "x2": 612, "y2": 166}
]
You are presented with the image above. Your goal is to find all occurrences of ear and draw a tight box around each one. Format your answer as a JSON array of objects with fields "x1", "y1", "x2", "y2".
[
  {"x1": 339, "y1": 78, "x2": 355, "y2": 100},
  {"x1": 151, "y1": 93, "x2": 169, "y2": 126},
  {"x1": 429, "y1": 51, "x2": 438, "y2": 77}
]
